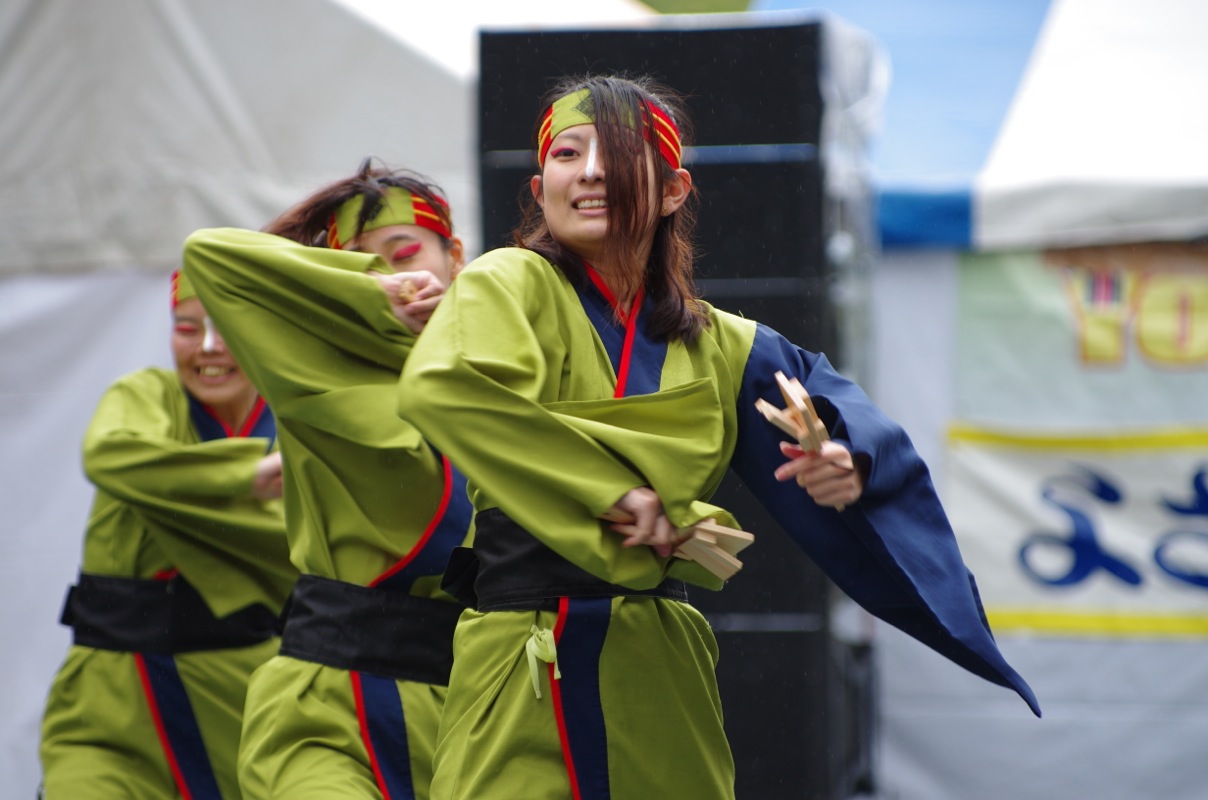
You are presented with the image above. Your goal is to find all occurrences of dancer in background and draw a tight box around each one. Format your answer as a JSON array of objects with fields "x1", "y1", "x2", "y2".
[
  {"x1": 396, "y1": 75, "x2": 1040, "y2": 799},
  {"x1": 40, "y1": 270, "x2": 295, "y2": 799},
  {"x1": 183, "y1": 160, "x2": 472, "y2": 799}
]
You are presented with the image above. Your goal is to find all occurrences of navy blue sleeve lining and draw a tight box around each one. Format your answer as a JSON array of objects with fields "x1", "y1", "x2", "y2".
[{"x1": 729, "y1": 323, "x2": 1040, "y2": 716}]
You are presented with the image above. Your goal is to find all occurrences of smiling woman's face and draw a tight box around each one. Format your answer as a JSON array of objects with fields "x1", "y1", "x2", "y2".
[
  {"x1": 533, "y1": 123, "x2": 613, "y2": 265},
  {"x1": 170, "y1": 296, "x2": 256, "y2": 415},
  {"x1": 533, "y1": 121, "x2": 673, "y2": 272}
]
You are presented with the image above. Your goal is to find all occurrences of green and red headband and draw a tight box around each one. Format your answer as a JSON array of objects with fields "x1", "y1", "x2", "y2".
[
  {"x1": 170, "y1": 269, "x2": 196, "y2": 309},
  {"x1": 326, "y1": 187, "x2": 452, "y2": 249},
  {"x1": 537, "y1": 88, "x2": 683, "y2": 171}
]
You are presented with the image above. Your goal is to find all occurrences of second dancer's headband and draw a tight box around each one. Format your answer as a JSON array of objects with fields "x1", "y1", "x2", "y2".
[{"x1": 327, "y1": 187, "x2": 452, "y2": 250}]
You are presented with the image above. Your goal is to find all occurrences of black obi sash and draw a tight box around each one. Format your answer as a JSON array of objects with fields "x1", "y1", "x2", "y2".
[
  {"x1": 60, "y1": 573, "x2": 277, "y2": 654},
  {"x1": 441, "y1": 508, "x2": 689, "y2": 612},
  {"x1": 277, "y1": 574, "x2": 464, "y2": 686}
]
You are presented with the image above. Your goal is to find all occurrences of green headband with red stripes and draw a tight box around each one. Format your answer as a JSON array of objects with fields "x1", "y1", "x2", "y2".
[
  {"x1": 327, "y1": 187, "x2": 452, "y2": 249},
  {"x1": 170, "y1": 269, "x2": 196, "y2": 308},
  {"x1": 537, "y1": 88, "x2": 683, "y2": 171}
]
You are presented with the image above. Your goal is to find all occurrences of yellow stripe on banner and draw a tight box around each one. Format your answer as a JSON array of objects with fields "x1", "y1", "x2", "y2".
[
  {"x1": 987, "y1": 608, "x2": 1208, "y2": 638},
  {"x1": 948, "y1": 423, "x2": 1208, "y2": 452}
]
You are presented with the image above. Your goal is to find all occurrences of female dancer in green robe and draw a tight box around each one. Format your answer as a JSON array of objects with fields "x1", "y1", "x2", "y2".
[
  {"x1": 39, "y1": 272, "x2": 295, "y2": 799},
  {"x1": 396, "y1": 75, "x2": 1041, "y2": 800},
  {"x1": 183, "y1": 162, "x2": 473, "y2": 800}
]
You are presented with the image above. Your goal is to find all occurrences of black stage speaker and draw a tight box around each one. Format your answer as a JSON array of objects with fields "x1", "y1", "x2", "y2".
[{"x1": 479, "y1": 20, "x2": 873, "y2": 800}]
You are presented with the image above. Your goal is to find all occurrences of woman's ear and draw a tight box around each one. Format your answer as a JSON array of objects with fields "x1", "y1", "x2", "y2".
[
  {"x1": 661, "y1": 168, "x2": 692, "y2": 216},
  {"x1": 530, "y1": 175, "x2": 544, "y2": 209},
  {"x1": 447, "y1": 236, "x2": 466, "y2": 278}
]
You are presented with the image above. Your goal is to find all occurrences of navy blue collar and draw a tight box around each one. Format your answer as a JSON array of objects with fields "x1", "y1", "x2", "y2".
[
  {"x1": 573, "y1": 271, "x2": 667, "y2": 398},
  {"x1": 187, "y1": 393, "x2": 276, "y2": 449}
]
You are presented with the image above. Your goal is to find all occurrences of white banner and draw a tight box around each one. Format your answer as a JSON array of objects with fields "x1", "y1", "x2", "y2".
[
  {"x1": 950, "y1": 427, "x2": 1208, "y2": 636},
  {"x1": 949, "y1": 243, "x2": 1208, "y2": 637}
]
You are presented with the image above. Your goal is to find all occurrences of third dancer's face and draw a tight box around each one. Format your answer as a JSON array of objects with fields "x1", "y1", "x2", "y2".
[{"x1": 171, "y1": 297, "x2": 255, "y2": 414}]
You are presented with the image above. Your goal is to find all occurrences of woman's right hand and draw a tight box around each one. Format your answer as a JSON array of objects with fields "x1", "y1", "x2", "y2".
[
  {"x1": 370, "y1": 270, "x2": 446, "y2": 334},
  {"x1": 604, "y1": 487, "x2": 682, "y2": 558}
]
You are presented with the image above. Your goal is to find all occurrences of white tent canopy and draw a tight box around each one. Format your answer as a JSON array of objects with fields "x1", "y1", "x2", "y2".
[
  {"x1": 0, "y1": 0, "x2": 469, "y2": 274},
  {"x1": 755, "y1": 0, "x2": 1208, "y2": 252},
  {"x1": 977, "y1": 0, "x2": 1208, "y2": 248}
]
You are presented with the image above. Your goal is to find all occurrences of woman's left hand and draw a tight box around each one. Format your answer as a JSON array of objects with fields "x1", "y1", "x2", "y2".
[
  {"x1": 371, "y1": 270, "x2": 446, "y2": 333},
  {"x1": 774, "y1": 440, "x2": 864, "y2": 508}
]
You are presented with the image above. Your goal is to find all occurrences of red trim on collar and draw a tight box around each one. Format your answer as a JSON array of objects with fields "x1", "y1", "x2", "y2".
[
  {"x1": 613, "y1": 285, "x2": 645, "y2": 399},
  {"x1": 584, "y1": 265, "x2": 645, "y2": 398},
  {"x1": 201, "y1": 395, "x2": 266, "y2": 439}
]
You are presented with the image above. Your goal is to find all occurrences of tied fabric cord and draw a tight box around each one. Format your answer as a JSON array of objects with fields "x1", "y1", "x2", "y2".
[{"x1": 525, "y1": 625, "x2": 561, "y2": 699}]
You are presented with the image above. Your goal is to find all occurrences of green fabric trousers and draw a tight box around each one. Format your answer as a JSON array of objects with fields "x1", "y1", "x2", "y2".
[
  {"x1": 432, "y1": 597, "x2": 735, "y2": 800},
  {"x1": 40, "y1": 639, "x2": 278, "y2": 799},
  {"x1": 238, "y1": 655, "x2": 445, "y2": 799}
]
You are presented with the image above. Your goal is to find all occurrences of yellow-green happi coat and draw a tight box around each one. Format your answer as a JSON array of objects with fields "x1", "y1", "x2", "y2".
[
  {"x1": 40, "y1": 367, "x2": 294, "y2": 800},
  {"x1": 399, "y1": 248, "x2": 752, "y2": 800},
  {"x1": 184, "y1": 228, "x2": 473, "y2": 800},
  {"x1": 398, "y1": 247, "x2": 1040, "y2": 799}
]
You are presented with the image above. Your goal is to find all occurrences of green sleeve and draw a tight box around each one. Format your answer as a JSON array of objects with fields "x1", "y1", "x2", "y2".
[
  {"x1": 182, "y1": 227, "x2": 416, "y2": 418},
  {"x1": 183, "y1": 228, "x2": 454, "y2": 587},
  {"x1": 399, "y1": 250, "x2": 676, "y2": 588},
  {"x1": 84, "y1": 372, "x2": 265, "y2": 500},
  {"x1": 82, "y1": 369, "x2": 294, "y2": 615}
]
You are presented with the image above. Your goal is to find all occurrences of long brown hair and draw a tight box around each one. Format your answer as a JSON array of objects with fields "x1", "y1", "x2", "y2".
[
  {"x1": 513, "y1": 75, "x2": 709, "y2": 343},
  {"x1": 265, "y1": 157, "x2": 455, "y2": 250}
]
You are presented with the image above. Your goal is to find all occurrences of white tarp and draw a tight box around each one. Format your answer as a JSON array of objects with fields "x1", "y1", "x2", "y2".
[
  {"x1": 757, "y1": 0, "x2": 1208, "y2": 251},
  {"x1": 0, "y1": 0, "x2": 473, "y2": 275},
  {"x1": 977, "y1": 0, "x2": 1208, "y2": 249}
]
